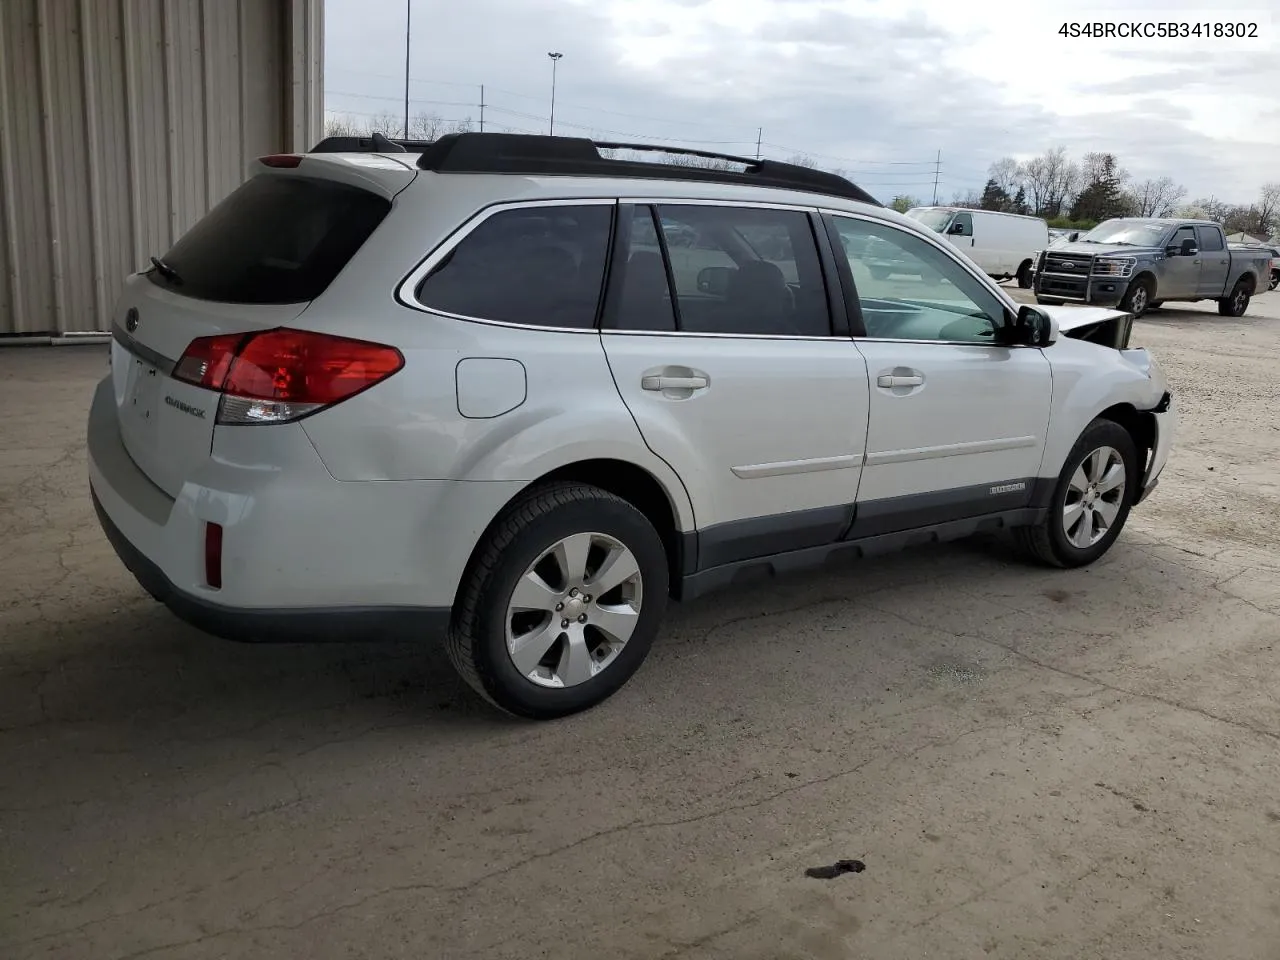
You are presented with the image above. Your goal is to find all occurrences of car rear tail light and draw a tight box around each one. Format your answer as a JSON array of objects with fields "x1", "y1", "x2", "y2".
[
  {"x1": 172, "y1": 328, "x2": 404, "y2": 425},
  {"x1": 205, "y1": 522, "x2": 223, "y2": 589},
  {"x1": 259, "y1": 154, "x2": 303, "y2": 168}
]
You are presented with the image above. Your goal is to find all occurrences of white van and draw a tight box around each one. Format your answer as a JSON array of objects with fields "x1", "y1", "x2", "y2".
[{"x1": 906, "y1": 207, "x2": 1049, "y2": 288}]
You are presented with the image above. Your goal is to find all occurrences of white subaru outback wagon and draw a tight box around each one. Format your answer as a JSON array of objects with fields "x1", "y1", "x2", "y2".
[{"x1": 88, "y1": 132, "x2": 1175, "y2": 719}]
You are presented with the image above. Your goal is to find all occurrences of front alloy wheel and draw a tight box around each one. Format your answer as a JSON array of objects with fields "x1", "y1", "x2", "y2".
[
  {"x1": 1061, "y1": 447, "x2": 1127, "y2": 548},
  {"x1": 1014, "y1": 418, "x2": 1138, "y2": 568}
]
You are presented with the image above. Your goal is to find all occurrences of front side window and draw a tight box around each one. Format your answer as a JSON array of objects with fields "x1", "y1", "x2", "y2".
[
  {"x1": 831, "y1": 216, "x2": 1007, "y2": 343},
  {"x1": 649, "y1": 204, "x2": 831, "y2": 337},
  {"x1": 417, "y1": 204, "x2": 612, "y2": 329},
  {"x1": 948, "y1": 212, "x2": 974, "y2": 237},
  {"x1": 1171, "y1": 225, "x2": 1197, "y2": 253}
]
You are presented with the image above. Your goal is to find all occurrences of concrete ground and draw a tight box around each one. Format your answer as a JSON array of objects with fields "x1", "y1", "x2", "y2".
[{"x1": 2, "y1": 290, "x2": 1279, "y2": 960}]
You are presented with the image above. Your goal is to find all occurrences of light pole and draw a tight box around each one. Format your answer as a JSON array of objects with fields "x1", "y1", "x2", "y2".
[
  {"x1": 402, "y1": 0, "x2": 411, "y2": 139},
  {"x1": 547, "y1": 52, "x2": 563, "y2": 135}
]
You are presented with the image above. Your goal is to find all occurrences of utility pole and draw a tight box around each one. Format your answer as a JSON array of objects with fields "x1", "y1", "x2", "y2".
[
  {"x1": 402, "y1": 0, "x2": 411, "y2": 139},
  {"x1": 547, "y1": 52, "x2": 563, "y2": 135},
  {"x1": 755, "y1": 127, "x2": 762, "y2": 160},
  {"x1": 931, "y1": 149, "x2": 941, "y2": 205},
  {"x1": 479, "y1": 85, "x2": 485, "y2": 132}
]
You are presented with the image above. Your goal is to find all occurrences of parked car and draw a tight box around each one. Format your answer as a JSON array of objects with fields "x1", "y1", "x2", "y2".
[
  {"x1": 1029, "y1": 231, "x2": 1084, "y2": 282},
  {"x1": 1230, "y1": 243, "x2": 1279, "y2": 291},
  {"x1": 1035, "y1": 218, "x2": 1272, "y2": 317},
  {"x1": 906, "y1": 206, "x2": 1049, "y2": 288},
  {"x1": 88, "y1": 133, "x2": 1175, "y2": 719}
]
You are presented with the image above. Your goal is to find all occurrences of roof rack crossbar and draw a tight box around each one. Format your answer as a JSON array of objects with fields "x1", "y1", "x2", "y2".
[{"x1": 306, "y1": 132, "x2": 881, "y2": 206}]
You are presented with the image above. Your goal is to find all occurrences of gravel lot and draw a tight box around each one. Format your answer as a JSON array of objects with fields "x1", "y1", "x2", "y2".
[{"x1": 3, "y1": 290, "x2": 1279, "y2": 959}]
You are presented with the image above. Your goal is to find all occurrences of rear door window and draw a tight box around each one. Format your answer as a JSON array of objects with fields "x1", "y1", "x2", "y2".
[
  {"x1": 649, "y1": 204, "x2": 832, "y2": 337},
  {"x1": 1196, "y1": 226, "x2": 1224, "y2": 251},
  {"x1": 417, "y1": 204, "x2": 613, "y2": 329},
  {"x1": 148, "y1": 175, "x2": 391, "y2": 304}
]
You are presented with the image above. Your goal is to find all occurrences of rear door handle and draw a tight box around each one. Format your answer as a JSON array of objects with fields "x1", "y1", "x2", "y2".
[
  {"x1": 877, "y1": 374, "x2": 923, "y2": 388},
  {"x1": 642, "y1": 375, "x2": 708, "y2": 391}
]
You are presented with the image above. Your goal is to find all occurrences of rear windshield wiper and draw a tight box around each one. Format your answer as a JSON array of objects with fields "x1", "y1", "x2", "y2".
[{"x1": 149, "y1": 256, "x2": 182, "y2": 284}]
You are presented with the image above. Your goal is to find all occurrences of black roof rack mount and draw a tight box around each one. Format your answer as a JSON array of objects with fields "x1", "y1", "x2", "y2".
[{"x1": 308, "y1": 131, "x2": 881, "y2": 206}]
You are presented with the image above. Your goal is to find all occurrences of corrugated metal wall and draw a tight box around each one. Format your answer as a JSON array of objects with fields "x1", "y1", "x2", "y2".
[{"x1": 0, "y1": 0, "x2": 324, "y2": 336}]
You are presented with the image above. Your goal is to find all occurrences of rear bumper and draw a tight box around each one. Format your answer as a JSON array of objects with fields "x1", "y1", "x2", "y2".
[
  {"x1": 92, "y1": 489, "x2": 451, "y2": 643},
  {"x1": 86, "y1": 375, "x2": 525, "y2": 642}
]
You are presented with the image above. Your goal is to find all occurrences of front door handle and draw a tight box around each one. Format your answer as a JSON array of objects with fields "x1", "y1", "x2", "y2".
[
  {"x1": 877, "y1": 374, "x2": 923, "y2": 388},
  {"x1": 642, "y1": 375, "x2": 708, "y2": 391}
]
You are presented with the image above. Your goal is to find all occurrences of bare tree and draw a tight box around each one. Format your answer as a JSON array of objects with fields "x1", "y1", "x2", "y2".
[
  {"x1": 988, "y1": 156, "x2": 1023, "y2": 197},
  {"x1": 1127, "y1": 177, "x2": 1187, "y2": 217},
  {"x1": 786, "y1": 153, "x2": 818, "y2": 168},
  {"x1": 949, "y1": 188, "x2": 982, "y2": 209},
  {"x1": 364, "y1": 111, "x2": 402, "y2": 137},
  {"x1": 323, "y1": 114, "x2": 363, "y2": 137},
  {"x1": 1254, "y1": 182, "x2": 1280, "y2": 236}
]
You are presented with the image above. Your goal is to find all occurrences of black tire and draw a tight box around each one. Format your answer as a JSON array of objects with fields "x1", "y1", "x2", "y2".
[
  {"x1": 446, "y1": 481, "x2": 669, "y2": 719},
  {"x1": 1014, "y1": 419, "x2": 1139, "y2": 569},
  {"x1": 1016, "y1": 261, "x2": 1034, "y2": 288},
  {"x1": 1120, "y1": 277, "x2": 1153, "y2": 318},
  {"x1": 1218, "y1": 280, "x2": 1252, "y2": 317},
  {"x1": 1035, "y1": 296, "x2": 1064, "y2": 306}
]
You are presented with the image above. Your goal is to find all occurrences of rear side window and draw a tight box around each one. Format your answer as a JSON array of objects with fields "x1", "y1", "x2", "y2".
[
  {"x1": 148, "y1": 175, "x2": 390, "y2": 304},
  {"x1": 1196, "y1": 226, "x2": 1224, "y2": 251},
  {"x1": 417, "y1": 204, "x2": 613, "y2": 329}
]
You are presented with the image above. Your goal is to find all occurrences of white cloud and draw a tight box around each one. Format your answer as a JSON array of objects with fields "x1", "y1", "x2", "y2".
[{"x1": 324, "y1": 0, "x2": 1280, "y2": 204}]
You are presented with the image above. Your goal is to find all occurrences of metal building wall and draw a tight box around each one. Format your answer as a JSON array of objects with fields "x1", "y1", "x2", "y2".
[{"x1": 0, "y1": 0, "x2": 324, "y2": 337}]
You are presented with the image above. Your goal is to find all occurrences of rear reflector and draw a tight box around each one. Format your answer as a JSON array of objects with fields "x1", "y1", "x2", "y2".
[
  {"x1": 259, "y1": 154, "x2": 303, "y2": 168},
  {"x1": 205, "y1": 522, "x2": 223, "y2": 589},
  {"x1": 172, "y1": 328, "x2": 404, "y2": 425}
]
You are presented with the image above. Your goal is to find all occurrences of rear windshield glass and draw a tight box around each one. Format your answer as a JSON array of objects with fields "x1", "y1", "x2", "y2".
[{"x1": 147, "y1": 175, "x2": 391, "y2": 304}]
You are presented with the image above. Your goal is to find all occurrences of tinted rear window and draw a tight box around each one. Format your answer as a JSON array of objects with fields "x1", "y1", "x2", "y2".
[{"x1": 147, "y1": 175, "x2": 391, "y2": 304}]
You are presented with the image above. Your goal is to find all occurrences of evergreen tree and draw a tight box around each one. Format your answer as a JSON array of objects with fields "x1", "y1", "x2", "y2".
[{"x1": 980, "y1": 178, "x2": 1010, "y2": 211}]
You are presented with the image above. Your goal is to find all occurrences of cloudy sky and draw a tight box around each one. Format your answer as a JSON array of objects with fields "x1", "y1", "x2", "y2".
[{"x1": 324, "y1": 0, "x2": 1279, "y2": 206}]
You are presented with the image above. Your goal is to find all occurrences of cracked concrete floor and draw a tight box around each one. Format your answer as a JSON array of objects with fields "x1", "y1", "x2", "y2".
[{"x1": 3, "y1": 291, "x2": 1280, "y2": 960}]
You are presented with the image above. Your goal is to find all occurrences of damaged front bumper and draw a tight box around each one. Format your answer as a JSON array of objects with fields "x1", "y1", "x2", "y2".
[{"x1": 1138, "y1": 391, "x2": 1174, "y2": 503}]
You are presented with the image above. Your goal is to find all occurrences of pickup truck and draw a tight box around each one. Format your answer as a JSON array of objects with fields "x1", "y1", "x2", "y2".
[{"x1": 1034, "y1": 218, "x2": 1272, "y2": 318}]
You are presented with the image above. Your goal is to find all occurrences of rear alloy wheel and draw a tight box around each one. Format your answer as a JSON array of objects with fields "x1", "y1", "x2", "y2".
[
  {"x1": 1218, "y1": 280, "x2": 1251, "y2": 317},
  {"x1": 1015, "y1": 419, "x2": 1138, "y2": 568},
  {"x1": 1120, "y1": 278, "x2": 1152, "y2": 318},
  {"x1": 446, "y1": 482, "x2": 668, "y2": 719},
  {"x1": 1016, "y1": 261, "x2": 1034, "y2": 289},
  {"x1": 1269, "y1": 269, "x2": 1278, "y2": 292}
]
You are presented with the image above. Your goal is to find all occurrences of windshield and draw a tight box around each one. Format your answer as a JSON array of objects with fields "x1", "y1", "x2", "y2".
[
  {"x1": 906, "y1": 208, "x2": 953, "y2": 232},
  {"x1": 1077, "y1": 221, "x2": 1170, "y2": 247}
]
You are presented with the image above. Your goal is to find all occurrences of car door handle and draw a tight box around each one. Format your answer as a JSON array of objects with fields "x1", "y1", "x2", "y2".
[
  {"x1": 877, "y1": 374, "x2": 923, "y2": 388},
  {"x1": 642, "y1": 375, "x2": 708, "y2": 391}
]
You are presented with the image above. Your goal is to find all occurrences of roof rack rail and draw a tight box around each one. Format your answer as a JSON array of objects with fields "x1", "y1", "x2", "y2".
[
  {"x1": 309, "y1": 132, "x2": 435, "y2": 154},
  {"x1": 411, "y1": 133, "x2": 881, "y2": 205},
  {"x1": 307, "y1": 131, "x2": 880, "y2": 206}
]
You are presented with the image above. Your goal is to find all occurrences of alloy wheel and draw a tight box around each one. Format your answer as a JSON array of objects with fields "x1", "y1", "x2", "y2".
[
  {"x1": 505, "y1": 532, "x2": 644, "y2": 689},
  {"x1": 1062, "y1": 446, "x2": 1127, "y2": 548}
]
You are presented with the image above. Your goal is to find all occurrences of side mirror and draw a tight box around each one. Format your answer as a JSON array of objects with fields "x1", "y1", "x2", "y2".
[
  {"x1": 696, "y1": 265, "x2": 732, "y2": 296},
  {"x1": 1181, "y1": 238, "x2": 1198, "y2": 256},
  {"x1": 1068, "y1": 232, "x2": 1080, "y2": 242},
  {"x1": 1016, "y1": 305, "x2": 1059, "y2": 347},
  {"x1": 948, "y1": 222, "x2": 965, "y2": 235}
]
